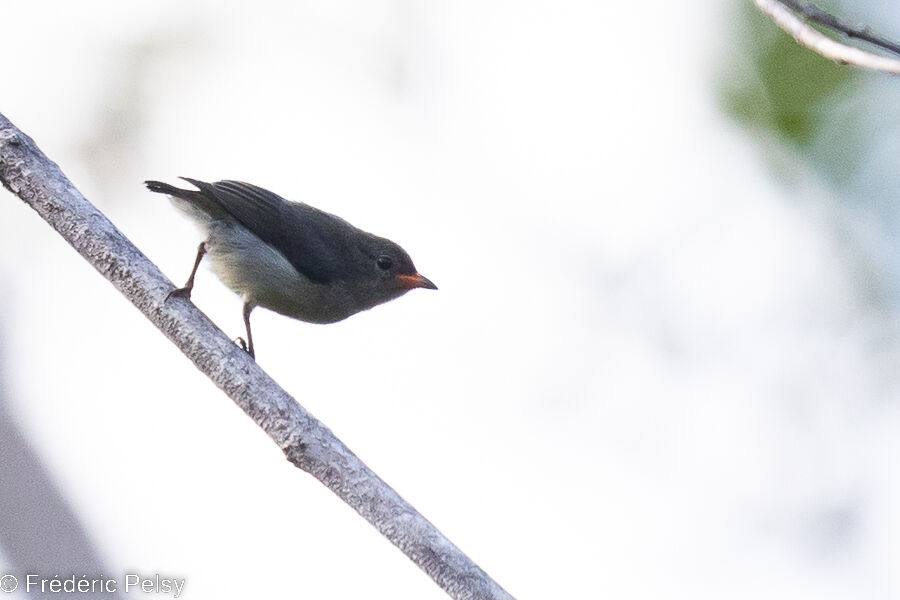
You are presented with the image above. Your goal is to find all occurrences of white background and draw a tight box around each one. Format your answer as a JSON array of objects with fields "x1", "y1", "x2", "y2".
[{"x1": 2, "y1": 1, "x2": 899, "y2": 598}]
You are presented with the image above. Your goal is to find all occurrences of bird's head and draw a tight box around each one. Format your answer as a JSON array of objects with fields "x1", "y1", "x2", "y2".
[{"x1": 349, "y1": 236, "x2": 437, "y2": 310}]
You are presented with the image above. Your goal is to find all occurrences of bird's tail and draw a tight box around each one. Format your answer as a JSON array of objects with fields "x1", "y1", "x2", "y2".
[
  {"x1": 145, "y1": 179, "x2": 196, "y2": 199},
  {"x1": 145, "y1": 177, "x2": 229, "y2": 221}
]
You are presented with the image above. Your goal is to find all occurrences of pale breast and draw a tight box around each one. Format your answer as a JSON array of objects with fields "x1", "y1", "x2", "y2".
[{"x1": 204, "y1": 222, "x2": 357, "y2": 324}]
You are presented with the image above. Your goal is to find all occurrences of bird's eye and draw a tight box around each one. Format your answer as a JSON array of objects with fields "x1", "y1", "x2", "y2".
[{"x1": 376, "y1": 255, "x2": 393, "y2": 270}]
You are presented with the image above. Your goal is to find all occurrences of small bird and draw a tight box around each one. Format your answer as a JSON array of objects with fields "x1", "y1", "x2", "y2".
[{"x1": 145, "y1": 177, "x2": 436, "y2": 358}]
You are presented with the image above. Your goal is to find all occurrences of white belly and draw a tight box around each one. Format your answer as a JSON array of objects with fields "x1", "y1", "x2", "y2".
[{"x1": 204, "y1": 221, "x2": 356, "y2": 324}]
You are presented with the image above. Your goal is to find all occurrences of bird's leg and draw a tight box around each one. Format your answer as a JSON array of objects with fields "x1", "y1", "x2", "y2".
[
  {"x1": 168, "y1": 241, "x2": 207, "y2": 300},
  {"x1": 240, "y1": 303, "x2": 255, "y2": 359}
]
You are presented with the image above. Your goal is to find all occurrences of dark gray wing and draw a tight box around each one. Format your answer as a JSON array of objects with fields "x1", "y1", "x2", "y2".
[{"x1": 185, "y1": 178, "x2": 363, "y2": 284}]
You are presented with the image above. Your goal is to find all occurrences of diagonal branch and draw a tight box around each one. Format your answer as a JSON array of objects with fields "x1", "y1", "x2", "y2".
[
  {"x1": 754, "y1": 0, "x2": 900, "y2": 74},
  {"x1": 0, "y1": 112, "x2": 514, "y2": 600}
]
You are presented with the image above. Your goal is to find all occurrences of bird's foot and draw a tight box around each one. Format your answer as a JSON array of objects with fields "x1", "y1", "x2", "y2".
[
  {"x1": 166, "y1": 286, "x2": 193, "y2": 301},
  {"x1": 235, "y1": 337, "x2": 255, "y2": 359}
]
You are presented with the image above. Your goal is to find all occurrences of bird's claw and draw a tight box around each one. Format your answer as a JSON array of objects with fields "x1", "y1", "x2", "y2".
[
  {"x1": 167, "y1": 286, "x2": 193, "y2": 301},
  {"x1": 235, "y1": 337, "x2": 255, "y2": 358}
]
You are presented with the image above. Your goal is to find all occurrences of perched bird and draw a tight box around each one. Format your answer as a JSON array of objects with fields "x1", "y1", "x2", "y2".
[{"x1": 145, "y1": 178, "x2": 436, "y2": 358}]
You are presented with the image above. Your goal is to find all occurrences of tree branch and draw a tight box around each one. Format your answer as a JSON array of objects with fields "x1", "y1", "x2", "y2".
[
  {"x1": 776, "y1": 0, "x2": 900, "y2": 57},
  {"x1": 0, "y1": 112, "x2": 515, "y2": 600},
  {"x1": 754, "y1": 0, "x2": 900, "y2": 74}
]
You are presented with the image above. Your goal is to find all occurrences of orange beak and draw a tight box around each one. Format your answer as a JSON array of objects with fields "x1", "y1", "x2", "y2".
[{"x1": 396, "y1": 273, "x2": 438, "y2": 290}]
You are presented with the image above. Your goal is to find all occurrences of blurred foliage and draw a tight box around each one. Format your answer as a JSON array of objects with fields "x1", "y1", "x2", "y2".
[
  {"x1": 720, "y1": 2, "x2": 858, "y2": 148},
  {"x1": 718, "y1": 2, "x2": 900, "y2": 303}
]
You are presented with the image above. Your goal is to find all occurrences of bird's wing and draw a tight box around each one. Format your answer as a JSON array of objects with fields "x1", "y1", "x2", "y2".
[{"x1": 191, "y1": 179, "x2": 357, "y2": 284}]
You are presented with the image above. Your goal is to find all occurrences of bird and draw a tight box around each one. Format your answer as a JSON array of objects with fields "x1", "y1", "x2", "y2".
[{"x1": 145, "y1": 177, "x2": 436, "y2": 358}]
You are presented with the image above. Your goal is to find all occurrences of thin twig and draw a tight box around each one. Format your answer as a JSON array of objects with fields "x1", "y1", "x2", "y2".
[
  {"x1": 778, "y1": 0, "x2": 900, "y2": 57},
  {"x1": 0, "y1": 112, "x2": 515, "y2": 600},
  {"x1": 754, "y1": 0, "x2": 900, "y2": 74}
]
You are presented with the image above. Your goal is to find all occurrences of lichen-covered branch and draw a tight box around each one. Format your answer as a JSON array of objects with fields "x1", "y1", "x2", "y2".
[
  {"x1": 754, "y1": 0, "x2": 900, "y2": 74},
  {"x1": 0, "y1": 112, "x2": 514, "y2": 600}
]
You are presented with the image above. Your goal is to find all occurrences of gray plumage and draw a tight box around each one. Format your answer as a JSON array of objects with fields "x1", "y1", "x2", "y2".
[{"x1": 145, "y1": 177, "x2": 435, "y2": 356}]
